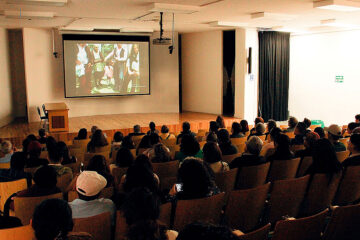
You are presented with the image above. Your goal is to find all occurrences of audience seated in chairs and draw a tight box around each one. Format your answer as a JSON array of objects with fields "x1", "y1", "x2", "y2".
[
  {"x1": 122, "y1": 188, "x2": 178, "y2": 240},
  {"x1": 147, "y1": 121, "x2": 160, "y2": 135},
  {"x1": 230, "y1": 122, "x2": 244, "y2": 138},
  {"x1": 121, "y1": 135, "x2": 135, "y2": 150},
  {"x1": 160, "y1": 125, "x2": 175, "y2": 141},
  {"x1": 295, "y1": 132, "x2": 320, "y2": 159},
  {"x1": 0, "y1": 152, "x2": 32, "y2": 185},
  {"x1": 303, "y1": 117, "x2": 312, "y2": 132},
  {"x1": 7, "y1": 165, "x2": 61, "y2": 211},
  {"x1": 0, "y1": 140, "x2": 14, "y2": 164},
  {"x1": 285, "y1": 116, "x2": 298, "y2": 132},
  {"x1": 216, "y1": 115, "x2": 226, "y2": 129},
  {"x1": 69, "y1": 171, "x2": 116, "y2": 224},
  {"x1": 250, "y1": 117, "x2": 264, "y2": 135},
  {"x1": 176, "y1": 121, "x2": 196, "y2": 144},
  {"x1": 142, "y1": 133, "x2": 164, "y2": 157},
  {"x1": 209, "y1": 121, "x2": 220, "y2": 136},
  {"x1": 343, "y1": 122, "x2": 360, "y2": 137},
  {"x1": 113, "y1": 147, "x2": 134, "y2": 168},
  {"x1": 87, "y1": 155, "x2": 114, "y2": 187},
  {"x1": 218, "y1": 129, "x2": 238, "y2": 156},
  {"x1": 314, "y1": 127, "x2": 325, "y2": 139},
  {"x1": 87, "y1": 129, "x2": 109, "y2": 153},
  {"x1": 248, "y1": 122, "x2": 266, "y2": 139},
  {"x1": 150, "y1": 143, "x2": 172, "y2": 163},
  {"x1": 203, "y1": 142, "x2": 229, "y2": 173},
  {"x1": 48, "y1": 149, "x2": 73, "y2": 178},
  {"x1": 260, "y1": 127, "x2": 282, "y2": 158},
  {"x1": 230, "y1": 136, "x2": 266, "y2": 170},
  {"x1": 176, "y1": 222, "x2": 242, "y2": 240},
  {"x1": 168, "y1": 157, "x2": 219, "y2": 201},
  {"x1": 290, "y1": 122, "x2": 307, "y2": 146},
  {"x1": 136, "y1": 135, "x2": 152, "y2": 155},
  {"x1": 26, "y1": 141, "x2": 49, "y2": 168},
  {"x1": 175, "y1": 135, "x2": 203, "y2": 162},
  {"x1": 240, "y1": 120, "x2": 249, "y2": 136},
  {"x1": 74, "y1": 128, "x2": 88, "y2": 140},
  {"x1": 128, "y1": 124, "x2": 145, "y2": 137},
  {"x1": 206, "y1": 132, "x2": 218, "y2": 143},
  {"x1": 342, "y1": 134, "x2": 360, "y2": 167},
  {"x1": 111, "y1": 131, "x2": 123, "y2": 152},
  {"x1": 326, "y1": 124, "x2": 346, "y2": 152},
  {"x1": 265, "y1": 119, "x2": 277, "y2": 141},
  {"x1": 58, "y1": 141, "x2": 77, "y2": 165},
  {"x1": 306, "y1": 138, "x2": 342, "y2": 176},
  {"x1": 37, "y1": 128, "x2": 47, "y2": 144},
  {"x1": 267, "y1": 134, "x2": 295, "y2": 161},
  {"x1": 355, "y1": 114, "x2": 360, "y2": 123}
]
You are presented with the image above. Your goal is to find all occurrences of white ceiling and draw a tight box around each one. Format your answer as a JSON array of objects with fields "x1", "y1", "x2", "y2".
[{"x1": 1, "y1": 0, "x2": 360, "y2": 33}]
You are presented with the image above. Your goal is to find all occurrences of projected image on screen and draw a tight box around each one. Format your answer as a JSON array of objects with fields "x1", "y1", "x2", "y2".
[{"x1": 63, "y1": 39, "x2": 149, "y2": 98}]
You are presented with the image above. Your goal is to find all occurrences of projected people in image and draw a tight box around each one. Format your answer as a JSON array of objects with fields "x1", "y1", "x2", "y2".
[
  {"x1": 76, "y1": 43, "x2": 93, "y2": 95},
  {"x1": 105, "y1": 44, "x2": 128, "y2": 92},
  {"x1": 92, "y1": 44, "x2": 105, "y2": 88},
  {"x1": 123, "y1": 44, "x2": 140, "y2": 93}
]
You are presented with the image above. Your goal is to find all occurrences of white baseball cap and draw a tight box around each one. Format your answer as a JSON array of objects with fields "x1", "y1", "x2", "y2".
[
  {"x1": 76, "y1": 171, "x2": 107, "y2": 197},
  {"x1": 325, "y1": 124, "x2": 342, "y2": 137}
]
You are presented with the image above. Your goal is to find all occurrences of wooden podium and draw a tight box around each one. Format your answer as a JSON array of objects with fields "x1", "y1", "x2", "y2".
[{"x1": 44, "y1": 102, "x2": 69, "y2": 133}]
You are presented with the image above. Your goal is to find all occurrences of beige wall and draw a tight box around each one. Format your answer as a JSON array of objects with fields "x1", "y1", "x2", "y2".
[
  {"x1": 22, "y1": 28, "x2": 179, "y2": 122},
  {"x1": 181, "y1": 31, "x2": 223, "y2": 115},
  {"x1": 0, "y1": 28, "x2": 14, "y2": 127}
]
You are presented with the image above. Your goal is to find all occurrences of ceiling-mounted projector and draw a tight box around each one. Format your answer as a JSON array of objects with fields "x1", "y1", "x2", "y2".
[{"x1": 153, "y1": 12, "x2": 171, "y2": 45}]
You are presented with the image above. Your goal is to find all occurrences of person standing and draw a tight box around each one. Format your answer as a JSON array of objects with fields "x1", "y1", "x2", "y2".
[
  {"x1": 76, "y1": 43, "x2": 93, "y2": 95},
  {"x1": 92, "y1": 44, "x2": 105, "y2": 88},
  {"x1": 123, "y1": 44, "x2": 140, "y2": 93},
  {"x1": 106, "y1": 44, "x2": 128, "y2": 92}
]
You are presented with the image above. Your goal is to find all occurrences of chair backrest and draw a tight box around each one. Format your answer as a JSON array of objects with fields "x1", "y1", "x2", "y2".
[
  {"x1": 268, "y1": 175, "x2": 310, "y2": 224},
  {"x1": 24, "y1": 167, "x2": 39, "y2": 177},
  {"x1": 73, "y1": 212, "x2": 111, "y2": 240},
  {"x1": 0, "y1": 178, "x2": 27, "y2": 212},
  {"x1": 300, "y1": 172, "x2": 342, "y2": 217},
  {"x1": 173, "y1": 192, "x2": 225, "y2": 231},
  {"x1": 95, "y1": 145, "x2": 111, "y2": 153},
  {"x1": 152, "y1": 160, "x2": 179, "y2": 189},
  {"x1": 64, "y1": 162, "x2": 81, "y2": 175},
  {"x1": 235, "y1": 143, "x2": 246, "y2": 154},
  {"x1": 84, "y1": 152, "x2": 110, "y2": 167},
  {"x1": 40, "y1": 150, "x2": 48, "y2": 159},
  {"x1": 339, "y1": 138, "x2": 348, "y2": 148},
  {"x1": 214, "y1": 168, "x2": 238, "y2": 197},
  {"x1": 297, "y1": 156, "x2": 313, "y2": 177},
  {"x1": 197, "y1": 129, "x2": 207, "y2": 137},
  {"x1": 237, "y1": 223, "x2": 271, "y2": 240},
  {"x1": 336, "y1": 151, "x2": 350, "y2": 163},
  {"x1": 258, "y1": 135, "x2": 267, "y2": 142},
  {"x1": 73, "y1": 139, "x2": 91, "y2": 148},
  {"x1": 132, "y1": 136, "x2": 144, "y2": 148},
  {"x1": 159, "y1": 202, "x2": 172, "y2": 228},
  {"x1": 69, "y1": 148, "x2": 86, "y2": 163},
  {"x1": 160, "y1": 176, "x2": 177, "y2": 191},
  {"x1": 236, "y1": 162, "x2": 270, "y2": 190},
  {"x1": 225, "y1": 183, "x2": 270, "y2": 232},
  {"x1": 231, "y1": 137, "x2": 247, "y2": 146},
  {"x1": 57, "y1": 172, "x2": 73, "y2": 192},
  {"x1": 290, "y1": 144, "x2": 305, "y2": 153},
  {"x1": 14, "y1": 192, "x2": 63, "y2": 225},
  {"x1": 162, "y1": 138, "x2": 177, "y2": 147},
  {"x1": 284, "y1": 131, "x2": 295, "y2": 139},
  {"x1": 0, "y1": 162, "x2": 10, "y2": 169},
  {"x1": 323, "y1": 204, "x2": 360, "y2": 240},
  {"x1": 111, "y1": 167, "x2": 128, "y2": 192},
  {"x1": 272, "y1": 209, "x2": 329, "y2": 240},
  {"x1": 130, "y1": 149, "x2": 136, "y2": 158},
  {"x1": 222, "y1": 153, "x2": 242, "y2": 164},
  {"x1": 267, "y1": 158, "x2": 301, "y2": 182},
  {"x1": 114, "y1": 211, "x2": 127, "y2": 240},
  {"x1": 199, "y1": 141, "x2": 206, "y2": 149},
  {"x1": 334, "y1": 165, "x2": 360, "y2": 206},
  {"x1": 0, "y1": 224, "x2": 35, "y2": 240}
]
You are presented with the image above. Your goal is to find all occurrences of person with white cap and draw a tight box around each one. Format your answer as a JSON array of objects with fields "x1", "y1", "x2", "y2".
[
  {"x1": 69, "y1": 171, "x2": 116, "y2": 224},
  {"x1": 325, "y1": 124, "x2": 346, "y2": 152}
]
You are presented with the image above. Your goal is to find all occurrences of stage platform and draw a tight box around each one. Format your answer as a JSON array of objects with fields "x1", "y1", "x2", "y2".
[{"x1": 0, "y1": 112, "x2": 240, "y2": 147}]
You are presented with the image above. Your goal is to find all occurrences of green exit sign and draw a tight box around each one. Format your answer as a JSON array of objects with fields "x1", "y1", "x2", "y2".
[{"x1": 335, "y1": 76, "x2": 344, "y2": 83}]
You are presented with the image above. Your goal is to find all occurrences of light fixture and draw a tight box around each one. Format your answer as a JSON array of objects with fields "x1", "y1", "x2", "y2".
[
  {"x1": 320, "y1": 18, "x2": 359, "y2": 28},
  {"x1": 6, "y1": 0, "x2": 67, "y2": 7},
  {"x1": 208, "y1": 21, "x2": 248, "y2": 27},
  {"x1": 120, "y1": 28, "x2": 154, "y2": 33},
  {"x1": 314, "y1": 0, "x2": 360, "y2": 11},
  {"x1": 4, "y1": 10, "x2": 54, "y2": 19},
  {"x1": 148, "y1": 3, "x2": 200, "y2": 14},
  {"x1": 251, "y1": 12, "x2": 297, "y2": 21}
]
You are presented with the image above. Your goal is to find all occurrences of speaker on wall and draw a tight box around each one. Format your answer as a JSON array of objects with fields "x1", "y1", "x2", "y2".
[{"x1": 248, "y1": 47, "x2": 252, "y2": 74}]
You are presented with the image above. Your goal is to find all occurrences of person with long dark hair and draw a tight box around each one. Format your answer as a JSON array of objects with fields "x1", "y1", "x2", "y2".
[
  {"x1": 122, "y1": 135, "x2": 136, "y2": 149},
  {"x1": 265, "y1": 119, "x2": 277, "y2": 141},
  {"x1": 217, "y1": 129, "x2": 238, "y2": 156},
  {"x1": 136, "y1": 135, "x2": 152, "y2": 155},
  {"x1": 295, "y1": 132, "x2": 320, "y2": 159},
  {"x1": 267, "y1": 133, "x2": 295, "y2": 161},
  {"x1": 114, "y1": 147, "x2": 134, "y2": 168},
  {"x1": 58, "y1": 141, "x2": 77, "y2": 165},
  {"x1": 230, "y1": 122, "x2": 244, "y2": 138},
  {"x1": 122, "y1": 188, "x2": 178, "y2": 240},
  {"x1": 123, "y1": 44, "x2": 140, "y2": 93},
  {"x1": 216, "y1": 116, "x2": 226, "y2": 129},
  {"x1": 175, "y1": 135, "x2": 203, "y2": 162},
  {"x1": 240, "y1": 120, "x2": 249, "y2": 136},
  {"x1": 343, "y1": 134, "x2": 360, "y2": 167},
  {"x1": 74, "y1": 128, "x2": 88, "y2": 140},
  {"x1": 151, "y1": 143, "x2": 172, "y2": 163},
  {"x1": 87, "y1": 155, "x2": 114, "y2": 187},
  {"x1": 87, "y1": 129, "x2": 108, "y2": 153},
  {"x1": 203, "y1": 142, "x2": 229, "y2": 173}
]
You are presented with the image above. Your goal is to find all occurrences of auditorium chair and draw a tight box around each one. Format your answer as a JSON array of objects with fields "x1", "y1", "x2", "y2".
[
  {"x1": 309, "y1": 125, "x2": 321, "y2": 131},
  {"x1": 231, "y1": 137, "x2": 247, "y2": 146},
  {"x1": 284, "y1": 131, "x2": 295, "y2": 139},
  {"x1": 323, "y1": 204, "x2": 360, "y2": 240},
  {"x1": 214, "y1": 168, "x2": 237, "y2": 201},
  {"x1": 222, "y1": 153, "x2": 242, "y2": 164},
  {"x1": 267, "y1": 175, "x2": 310, "y2": 225},
  {"x1": 336, "y1": 150, "x2": 350, "y2": 163},
  {"x1": 173, "y1": 192, "x2": 225, "y2": 231},
  {"x1": 339, "y1": 138, "x2": 348, "y2": 148},
  {"x1": 296, "y1": 156, "x2": 313, "y2": 177},
  {"x1": 258, "y1": 135, "x2": 267, "y2": 142},
  {"x1": 267, "y1": 158, "x2": 301, "y2": 182},
  {"x1": 39, "y1": 150, "x2": 48, "y2": 159},
  {"x1": 235, "y1": 162, "x2": 270, "y2": 190},
  {"x1": 14, "y1": 192, "x2": 63, "y2": 225},
  {"x1": 114, "y1": 211, "x2": 127, "y2": 240},
  {"x1": 63, "y1": 162, "x2": 81, "y2": 175},
  {"x1": 0, "y1": 224, "x2": 35, "y2": 240},
  {"x1": 24, "y1": 167, "x2": 39, "y2": 177},
  {"x1": 334, "y1": 165, "x2": 360, "y2": 206},
  {"x1": 152, "y1": 160, "x2": 179, "y2": 190},
  {"x1": 0, "y1": 178, "x2": 27, "y2": 212},
  {"x1": 73, "y1": 139, "x2": 91, "y2": 149},
  {"x1": 300, "y1": 172, "x2": 342, "y2": 217},
  {"x1": 0, "y1": 162, "x2": 10, "y2": 169},
  {"x1": 197, "y1": 129, "x2": 207, "y2": 137},
  {"x1": 69, "y1": 147, "x2": 86, "y2": 163},
  {"x1": 111, "y1": 166, "x2": 128, "y2": 191},
  {"x1": 290, "y1": 144, "x2": 305, "y2": 153},
  {"x1": 159, "y1": 202, "x2": 172, "y2": 228},
  {"x1": 95, "y1": 145, "x2": 111, "y2": 153},
  {"x1": 73, "y1": 212, "x2": 111, "y2": 240},
  {"x1": 225, "y1": 183, "x2": 270, "y2": 232},
  {"x1": 199, "y1": 141, "x2": 206, "y2": 149},
  {"x1": 162, "y1": 138, "x2": 176, "y2": 147},
  {"x1": 57, "y1": 172, "x2": 73, "y2": 192},
  {"x1": 271, "y1": 209, "x2": 328, "y2": 240},
  {"x1": 132, "y1": 136, "x2": 144, "y2": 148},
  {"x1": 235, "y1": 143, "x2": 246, "y2": 154},
  {"x1": 37, "y1": 106, "x2": 47, "y2": 128},
  {"x1": 237, "y1": 223, "x2": 271, "y2": 240},
  {"x1": 279, "y1": 125, "x2": 288, "y2": 130},
  {"x1": 84, "y1": 152, "x2": 110, "y2": 167}
]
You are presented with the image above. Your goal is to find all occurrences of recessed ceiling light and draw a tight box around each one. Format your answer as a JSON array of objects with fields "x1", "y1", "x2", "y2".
[
  {"x1": 314, "y1": 0, "x2": 360, "y2": 12},
  {"x1": 208, "y1": 21, "x2": 248, "y2": 27},
  {"x1": 321, "y1": 18, "x2": 359, "y2": 28},
  {"x1": 4, "y1": 10, "x2": 54, "y2": 19},
  {"x1": 251, "y1": 12, "x2": 297, "y2": 21},
  {"x1": 120, "y1": 28, "x2": 154, "y2": 33},
  {"x1": 6, "y1": 0, "x2": 67, "y2": 7},
  {"x1": 148, "y1": 3, "x2": 201, "y2": 14}
]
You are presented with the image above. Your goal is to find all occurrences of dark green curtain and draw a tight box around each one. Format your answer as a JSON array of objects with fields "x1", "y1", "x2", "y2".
[{"x1": 258, "y1": 31, "x2": 290, "y2": 121}]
